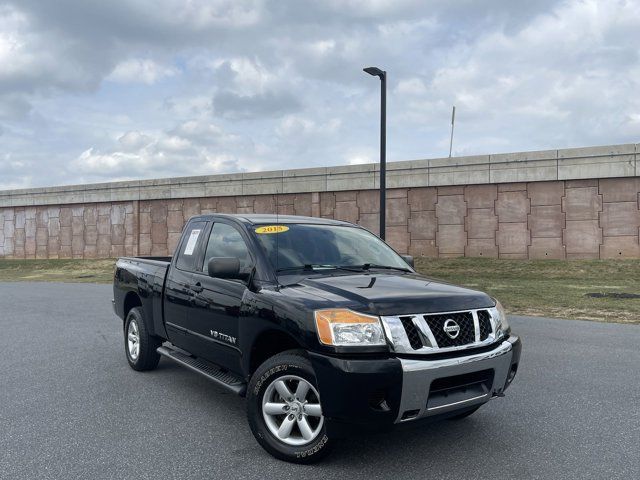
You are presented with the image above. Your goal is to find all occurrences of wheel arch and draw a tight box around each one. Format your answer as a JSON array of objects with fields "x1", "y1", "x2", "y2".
[
  {"x1": 248, "y1": 329, "x2": 305, "y2": 375},
  {"x1": 123, "y1": 291, "x2": 142, "y2": 321}
]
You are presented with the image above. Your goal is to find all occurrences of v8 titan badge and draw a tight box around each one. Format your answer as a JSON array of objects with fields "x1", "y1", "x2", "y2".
[{"x1": 255, "y1": 225, "x2": 290, "y2": 234}]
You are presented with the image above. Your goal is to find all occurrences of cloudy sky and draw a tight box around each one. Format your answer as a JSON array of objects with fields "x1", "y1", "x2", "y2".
[{"x1": 1, "y1": 0, "x2": 640, "y2": 189}]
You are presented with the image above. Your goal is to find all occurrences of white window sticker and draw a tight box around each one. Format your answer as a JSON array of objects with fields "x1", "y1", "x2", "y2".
[{"x1": 183, "y1": 229, "x2": 201, "y2": 256}]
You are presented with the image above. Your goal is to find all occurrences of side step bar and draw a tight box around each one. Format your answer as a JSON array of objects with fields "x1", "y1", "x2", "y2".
[{"x1": 157, "y1": 346, "x2": 247, "y2": 396}]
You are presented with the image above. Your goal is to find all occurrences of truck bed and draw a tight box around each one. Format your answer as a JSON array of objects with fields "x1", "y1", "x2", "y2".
[{"x1": 113, "y1": 256, "x2": 173, "y2": 339}]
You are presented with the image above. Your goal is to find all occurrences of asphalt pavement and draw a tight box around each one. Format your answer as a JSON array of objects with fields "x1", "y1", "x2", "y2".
[{"x1": 0, "y1": 282, "x2": 638, "y2": 480}]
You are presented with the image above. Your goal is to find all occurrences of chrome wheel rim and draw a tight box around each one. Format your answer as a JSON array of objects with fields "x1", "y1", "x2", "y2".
[
  {"x1": 262, "y1": 375, "x2": 324, "y2": 446},
  {"x1": 127, "y1": 319, "x2": 140, "y2": 361}
]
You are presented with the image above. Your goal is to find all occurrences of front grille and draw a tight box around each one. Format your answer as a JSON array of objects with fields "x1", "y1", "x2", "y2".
[
  {"x1": 394, "y1": 308, "x2": 496, "y2": 353},
  {"x1": 424, "y1": 312, "x2": 475, "y2": 348},
  {"x1": 400, "y1": 317, "x2": 422, "y2": 350},
  {"x1": 477, "y1": 310, "x2": 492, "y2": 341}
]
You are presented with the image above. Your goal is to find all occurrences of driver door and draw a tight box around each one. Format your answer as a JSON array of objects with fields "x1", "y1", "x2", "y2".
[{"x1": 187, "y1": 221, "x2": 253, "y2": 373}]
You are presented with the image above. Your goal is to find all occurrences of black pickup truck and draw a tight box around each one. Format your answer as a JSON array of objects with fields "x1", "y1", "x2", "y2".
[{"x1": 113, "y1": 214, "x2": 521, "y2": 463}]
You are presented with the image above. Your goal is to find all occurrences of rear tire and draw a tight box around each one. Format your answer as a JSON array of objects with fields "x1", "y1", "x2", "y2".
[
  {"x1": 124, "y1": 307, "x2": 161, "y2": 371},
  {"x1": 247, "y1": 351, "x2": 332, "y2": 464}
]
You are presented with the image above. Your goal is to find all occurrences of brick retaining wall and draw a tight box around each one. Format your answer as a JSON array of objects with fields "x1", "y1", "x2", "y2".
[{"x1": 1, "y1": 144, "x2": 639, "y2": 259}]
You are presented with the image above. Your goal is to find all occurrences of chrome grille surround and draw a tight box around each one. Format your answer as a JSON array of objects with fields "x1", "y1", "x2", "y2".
[{"x1": 381, "y1": 307, "x2": 505, "y2": 355}]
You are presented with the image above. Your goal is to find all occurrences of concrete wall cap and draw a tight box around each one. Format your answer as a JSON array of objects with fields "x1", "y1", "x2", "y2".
[
  {"x1": 242, "y1": 170, "x2": 283, "y2": 180},
  {"x1": 557, "y1": 143, "x2": 635, "y2": 159},
  {"x1": 327, "y1": 163, "x2": 376, "y2": 175},
  {"x1": 1, "y1": 143, "x2": 638, "y2": 207},
  {"x1": 283, "y1": 166, "x2": 327, "y2": 177},
  {"x1": 429, "y1": 155, "x2": 490, "y2": 168},
  {"x1": 490, "y1": 149, "x2": 558, "y2": 163}
]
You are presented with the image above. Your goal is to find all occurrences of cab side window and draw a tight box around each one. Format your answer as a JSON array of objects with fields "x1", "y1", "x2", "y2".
[
  {"x1": 202, "y1": 223, "x2": 251, "y2": 272},
  {"x1": 176, "y1": 221, "x2": 207, "y2": 272}
]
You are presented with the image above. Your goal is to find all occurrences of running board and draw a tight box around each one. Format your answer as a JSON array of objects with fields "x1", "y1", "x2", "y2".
[{"x1": 157, "y1": 346, "x2": 246, "y2": 396}]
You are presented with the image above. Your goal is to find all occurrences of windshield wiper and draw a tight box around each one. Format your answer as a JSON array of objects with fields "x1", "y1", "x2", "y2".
[
  {"x1": 276, "y1": 263, "x2": 411, "y2": 274},
  {"x1": 276, "y1": 264, "x2": 360, "y2": 273},
  {"x1": 347, "y1": 263, "x2": 412, "y2": 272}
]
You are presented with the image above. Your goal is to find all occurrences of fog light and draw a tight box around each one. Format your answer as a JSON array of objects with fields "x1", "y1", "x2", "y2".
[
  {"x1": 368, "y1": 389, "x2": 390, "y2": 412},
  {"x1": 401, "y1": 409, "x2": 420, "y2": 421}
]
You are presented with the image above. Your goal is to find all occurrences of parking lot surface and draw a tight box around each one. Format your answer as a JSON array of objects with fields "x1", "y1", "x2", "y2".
[{"x1": 0, "y1": 282, "x2": 638, "y2": 479}]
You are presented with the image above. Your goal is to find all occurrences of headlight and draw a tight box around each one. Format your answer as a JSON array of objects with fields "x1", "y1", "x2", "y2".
[
  {"x1": 314, "y1": 309, "x2": 386, "y2": 346},
  {"x1": 490, "y1": 299, "x2": 510, "y2": 337}
]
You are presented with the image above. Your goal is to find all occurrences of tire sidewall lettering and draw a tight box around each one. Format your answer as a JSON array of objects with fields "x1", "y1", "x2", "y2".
[
  {"x1": 294, "y1": 434, "x2": 328, "y2": 459},
  {"x1": 253, "y1": 364, "x2": 294, "y2": 395}
]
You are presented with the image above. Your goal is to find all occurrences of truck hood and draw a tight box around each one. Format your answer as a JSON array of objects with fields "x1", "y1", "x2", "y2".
[{"x1": 296, "y1": 272, "x2": 494, "y2": 316}]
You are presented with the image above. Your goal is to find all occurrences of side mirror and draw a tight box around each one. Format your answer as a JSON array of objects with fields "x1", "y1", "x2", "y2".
[
  {"x1": 401, "y1": 255, "x2": 414, "y2": 268},
  {"x1": 207, "y1": 257, "x2": 248, "y2": 281}
]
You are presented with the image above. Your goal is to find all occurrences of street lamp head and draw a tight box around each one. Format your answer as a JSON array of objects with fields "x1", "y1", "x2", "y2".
[{"x1": 363, "y1": 66, "x2": 385, "y2": 78}]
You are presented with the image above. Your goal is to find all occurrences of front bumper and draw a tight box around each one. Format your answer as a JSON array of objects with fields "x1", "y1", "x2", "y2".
[
  {"x1": 309, "y1": 335, "x2": 521, "y2": 433},
  {"x1": 395, "y1": 335, "x2": 520, "y2": 423}
]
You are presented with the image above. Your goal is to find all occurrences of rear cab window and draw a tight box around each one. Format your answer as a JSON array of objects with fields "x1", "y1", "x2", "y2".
[{"x1": 175, "y1": 220, "x2": 208, "y2": 272}]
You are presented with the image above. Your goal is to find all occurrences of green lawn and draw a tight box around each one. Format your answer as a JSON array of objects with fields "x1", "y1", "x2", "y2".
[
  {"x1": 0, "y1": 259, "x2": 116, "y2": 284},
  {"x1": 0, "y1": 258, "x2": 638, "y2": 324}
]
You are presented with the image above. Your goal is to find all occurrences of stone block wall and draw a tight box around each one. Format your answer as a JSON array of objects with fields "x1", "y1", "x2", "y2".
[
  {"x1": 1, "y1": 178, "x2": 639, "y2": 259},
  {"x1": 0, "y1": 202, "x2": 139, "y2": 259},
  {"x1": 1, "y1": 143, "x2": 639, "y2": 259}
]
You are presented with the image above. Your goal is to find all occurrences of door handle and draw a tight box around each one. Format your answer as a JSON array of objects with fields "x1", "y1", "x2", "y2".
[{"x1": 190, "y1": 282, "x2": 204, "y2": 293}]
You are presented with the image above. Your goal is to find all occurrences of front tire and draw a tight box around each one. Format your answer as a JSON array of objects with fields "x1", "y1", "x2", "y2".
[
  {"x1": 124, "y1": 307, "x2": 161, "y2": 371},
  {"x1": 247, "y1": 351, "x2": 332, "y2": 463}
]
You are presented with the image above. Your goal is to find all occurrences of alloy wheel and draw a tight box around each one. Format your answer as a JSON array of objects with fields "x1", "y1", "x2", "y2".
[
  {"x1": 127, "y1": 319, "x2": 140, "y2": 361},
  {"x1": 262, "y1": 375, "x2": 324, "y2": 446}
]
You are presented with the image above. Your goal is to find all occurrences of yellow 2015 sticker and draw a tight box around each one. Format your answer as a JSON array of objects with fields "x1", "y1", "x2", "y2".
[{"x1": 255, "y1": 225, "x2": 290, "y2": 234}]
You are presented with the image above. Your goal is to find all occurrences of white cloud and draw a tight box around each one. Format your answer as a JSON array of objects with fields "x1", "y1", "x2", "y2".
[
  {"x1": 3, "y1": 0, "x2": 640, "y2": 188},
  {"x1": 118, "y1": 131, "x2": 153, "y2": 151},
  {"x1": 308, "y1": 39, "x2": 336, "y2": 56},
  {"x1": 165, "y1": 0, "x2": 264, "y2": 29},
  {"x1": 220, "y1": 57, "x2": 277, "y2": 95},
  {"x1": 69, "y1": 120, "x2": 249, "y2": 181},
  {"x1": 394, "y1": 0, "x2": 640, "y2": 154},
  {"x1": 396, "y1": 77, "x2": 428, "y2": 96},
  {"x1": 276, "y1": 115, "x2": 341, "y2": 137},
  {"x1": 107, "y1": 58, "x2": 177, "y2": 84},
  {"x1": 76, "y1": 148, "x2": 143, "y2": 173},
  {"x1": 164, "y1": 95, "x2": 213, "y2": 117},
  {"x1": 0, "y1": 6, "x2": 30, "y2": 75},
  {"x1": 345, "y1": 147, "x2": 377, "y2": 165}
]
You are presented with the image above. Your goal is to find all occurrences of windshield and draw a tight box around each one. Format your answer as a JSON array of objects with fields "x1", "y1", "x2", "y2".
[{"x1": 252, "y1": 223, "x2": 411, "y2": 273}]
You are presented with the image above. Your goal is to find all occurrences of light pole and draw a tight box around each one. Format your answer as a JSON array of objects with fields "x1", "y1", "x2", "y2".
[{"x1": 363, "y1": 66, "x2": 386, "y2": 240}]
